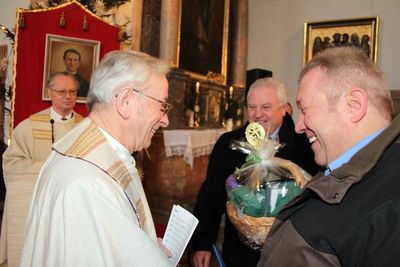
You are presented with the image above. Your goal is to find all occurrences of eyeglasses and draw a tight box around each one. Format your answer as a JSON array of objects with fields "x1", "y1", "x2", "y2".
[
  {"x1": 50, "y1": 88, "x2": 78, "y2": 96},
  {"x1": 131, "y1": 88, "x2": 172, "y2": 115}
]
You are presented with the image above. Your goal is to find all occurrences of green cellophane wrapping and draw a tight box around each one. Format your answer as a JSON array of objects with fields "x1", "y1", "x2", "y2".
[{"x1": 225, "y1": 133, "x2": 311, "y2": 250}]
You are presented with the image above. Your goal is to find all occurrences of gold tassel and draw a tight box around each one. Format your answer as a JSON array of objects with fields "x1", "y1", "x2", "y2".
[
  {"x1": 59, "y1": 12, "x2": 66, "y2": 28},
  {"x1": 82, "y1": 15, "x2": 88, "y2": 31},
  {"x1": 118, "y1": 27, "x2": 124, "y2": 41},
  {"x1": 18, "y1": 13, "x2": 25, "y2": 28}
]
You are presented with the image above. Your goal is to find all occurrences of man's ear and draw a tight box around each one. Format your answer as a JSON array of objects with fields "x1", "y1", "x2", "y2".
[
  {"x1": 47, "y1": 88, "x2": 53, "y2": 100},
  {"x1": 346, "y1": 88, "x2": 368, "y2": 123},
  {"x1": 114, "y1": 87, "x2": 133, "y2": 119}
]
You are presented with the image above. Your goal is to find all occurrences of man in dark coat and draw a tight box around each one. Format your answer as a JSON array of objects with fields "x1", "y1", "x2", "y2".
[
  {"x1": 192, "y1": 77, "x2": 319, "y2": 267},
  {"x1": 257, "y1": 47, "x2": 400, "y2": 267}
]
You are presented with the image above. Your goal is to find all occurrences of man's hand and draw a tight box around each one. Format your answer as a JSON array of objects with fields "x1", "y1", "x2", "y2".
[
  {"x1": 157, "y1": 238, "x2": 173, "y2": 258},
  {"x1": 192, "y1": 250, "x2": 211, "y2": 267}
]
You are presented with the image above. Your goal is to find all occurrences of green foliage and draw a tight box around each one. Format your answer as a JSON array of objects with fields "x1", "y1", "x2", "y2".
[
  {"x1": 33, "y1": 0, "x2": 130, "y2": 16},
  {"x1": 0, "y1": 26, "x2": 15, "y2": 45},
  {"x1": 1, "y1": 0, "x2": 130, "y2": 103},
  {"x1": 0, "y1": 83, "x2": 12, "y2": 104},
  {"x1": 45, "y1": 0, "x2": 129, "y2": 11}
]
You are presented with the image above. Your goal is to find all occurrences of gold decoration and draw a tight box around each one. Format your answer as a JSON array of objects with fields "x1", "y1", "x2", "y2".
[
  {"x1": 118, "y1": 27, "x2": 124, "y2": 41},
  {"x1": 18, "y1": 13, "x2": 25, "y2": 28},
  {"x1": 82, "y1": 15, "x2": 89, "y2": 31},
  {"x1": 206, "y1": 71, "x2": 225, "y2": 85},
  {"x1": 193, "y1": 83, "x2": 201, "y2": 128},
  {"x1": 0, "y1": 57, "x2": 8, "y2": 72},
  {"x1": 245, "y1": 122, "x2": 266, "y2": 148},
  {"x1": 59, "y1": 11, "x2": 66, "y2": 28}
]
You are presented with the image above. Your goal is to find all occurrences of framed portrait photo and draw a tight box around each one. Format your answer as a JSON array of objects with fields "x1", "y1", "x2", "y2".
[
  {"x1": 303, "y1": 16, "x2": 379, "y2": 65},
  {"x1": 42, "y1": 34, "x2": 101, "y2": 103}
]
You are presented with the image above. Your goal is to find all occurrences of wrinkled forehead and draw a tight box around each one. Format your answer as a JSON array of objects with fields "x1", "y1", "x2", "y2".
[
  {"x1": 297, "y1": 68, "x2": 328, "y2": 106},
  {"x1": 247, "y1": 86, "x2": 280, "y2": 105},
  {"x1": 51, "y1": 76, "x2": 78, "y2": 90}
]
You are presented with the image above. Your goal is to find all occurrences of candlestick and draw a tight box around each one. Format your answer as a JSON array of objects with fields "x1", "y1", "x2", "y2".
[{"x1": 193, "y1": 82, "x2": 201, "y2": 128}]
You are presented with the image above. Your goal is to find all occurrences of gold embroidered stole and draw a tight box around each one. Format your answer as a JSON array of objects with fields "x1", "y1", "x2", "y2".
[
  {"x1": 29, "y1": 110, "x2": 84, "y2": 160},
  {"x1": 62, "y1": 121, "x2": 148, "y2": 230}
]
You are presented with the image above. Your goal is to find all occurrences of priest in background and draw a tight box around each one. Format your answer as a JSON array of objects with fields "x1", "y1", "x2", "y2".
[{"x1": 0, "y1": 72, "x2": 83, "y2": 267}]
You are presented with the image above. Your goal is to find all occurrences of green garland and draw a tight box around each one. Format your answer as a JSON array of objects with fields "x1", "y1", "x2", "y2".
[
  {"x1": 1, "y1": 1, "x2": 131, "y2": 44},
  {"x1": 0, "y1": 83, "x2": 11, "y2": 103},
  {"x1": 39, "y1": 0, "x2": 129, "y2": 13},
  {"x1": 34, "y1": 1, "x2": 131, "y2": 42},
  {"x1": 0, "y1": 1, "x2": 130, "y2": 102},
  {"x1": 0, "y1": 26, "x2": 13, "y2": 102},
  {"x1": 0, "y1": 26, "x2": 15, "y2": 45}
]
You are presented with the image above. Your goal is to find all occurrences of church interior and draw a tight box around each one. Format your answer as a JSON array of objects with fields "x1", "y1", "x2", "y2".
[{"x1": 0, "y1": 0, "x2": 400, "y2": 266}]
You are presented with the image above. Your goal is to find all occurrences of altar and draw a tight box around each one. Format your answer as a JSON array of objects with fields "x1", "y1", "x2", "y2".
[{"x1": 142, "y1": 128, "x2": 225, "y2": 222}]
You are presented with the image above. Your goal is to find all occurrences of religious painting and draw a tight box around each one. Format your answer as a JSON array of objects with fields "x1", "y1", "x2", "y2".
[
  {"x1": 177, "y1": 0, "x2": 230, "y2": 85},
  {"x1": 303, "y1": 17, "x2": 379, "y2": 65},
  {"x1": 42, "y1": 34, "x2": 100, "y2": 103}
]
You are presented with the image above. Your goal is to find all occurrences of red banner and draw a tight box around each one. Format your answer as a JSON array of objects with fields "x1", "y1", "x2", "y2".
[{"x1": 12, "y1": 1, "x2": 121, "y2": 128}]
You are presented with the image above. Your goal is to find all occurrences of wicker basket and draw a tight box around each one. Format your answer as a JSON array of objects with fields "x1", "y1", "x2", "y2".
[
  {"x1": 226, "y1": 157, "x2": 310, "y2": 250},
  {"x1": 226, "y1": 201, "x2": 275, "y2": 250}
]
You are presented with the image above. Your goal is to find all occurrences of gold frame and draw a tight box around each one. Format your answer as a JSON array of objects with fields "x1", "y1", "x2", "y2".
[
  {"x1": 42, "y1": 34, "x2": 100, "y2": 103},
  {"x1": 303, "y1": 16, "x2": 379, "y2": 65},
  {"x1": 176, "y1": 0, "x2": 230, "y2": 85}
]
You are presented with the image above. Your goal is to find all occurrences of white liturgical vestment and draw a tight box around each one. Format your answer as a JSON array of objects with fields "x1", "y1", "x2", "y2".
[
  {"x1": 20, "y1": 118, "x2": 171, "y2": 267},
  {"x1": 0, "y1": 107, "x2": 83, "y2": 267}
]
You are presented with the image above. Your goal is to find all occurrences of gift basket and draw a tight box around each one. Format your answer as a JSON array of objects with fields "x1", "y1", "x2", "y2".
[{"x1": 226, "y1": 122, "x2": 312, "y2": 250}]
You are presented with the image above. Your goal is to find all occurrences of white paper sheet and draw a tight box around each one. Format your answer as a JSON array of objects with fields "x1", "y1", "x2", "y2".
[{"x1": 162, "y1": 205, "x2": 199, "y2": 266}]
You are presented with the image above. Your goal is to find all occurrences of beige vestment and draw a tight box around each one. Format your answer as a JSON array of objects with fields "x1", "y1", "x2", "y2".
[
  {"x1": 0, "y1": 108, "x2": 83, "y2": 267},
  {"x1": 20, "y1": 118, "x2": 171, "y2": 266}
]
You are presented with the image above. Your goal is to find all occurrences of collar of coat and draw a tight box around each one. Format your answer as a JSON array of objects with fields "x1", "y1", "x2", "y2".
[
  {"x1": 293, "y1": 114, "x2": 400, "y2": 205},
  {"x1": 30, "y1": 107, "x2": 84, "y2": 123}
]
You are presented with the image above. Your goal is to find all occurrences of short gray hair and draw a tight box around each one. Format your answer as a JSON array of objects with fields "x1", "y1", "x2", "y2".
[
  {"x1": 247, "y1": 77, "x2": 289, "y2": 106},
  {"x1": 47, "y1": 71, "x2": 78, "y2": 90},
  {"x1": 86, "y1": 50, "x2": 170, "y2": 112},
  {"x1": 299, "y1": 47, "x2": 393, "y2": 119}
]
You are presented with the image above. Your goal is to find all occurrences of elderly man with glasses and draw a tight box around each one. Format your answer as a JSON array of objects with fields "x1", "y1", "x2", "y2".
[
  {"x1": 20, "y1": 50, "x2": 173, "y2": 266},
  {"x1": 0, "y1": 71, "x2": 84, "y2": 267}
]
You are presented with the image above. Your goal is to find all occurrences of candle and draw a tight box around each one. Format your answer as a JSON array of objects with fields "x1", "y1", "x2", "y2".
[
  {"x1": 229, "y1": 86, "x2": 233, "y2": 99},
  {"x1": 196, "y1": 82, "x2": 200, "y2": 94}
]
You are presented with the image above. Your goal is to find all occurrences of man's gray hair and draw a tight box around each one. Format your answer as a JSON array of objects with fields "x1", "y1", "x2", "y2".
[
  {"x1": 86, "y1": 50, "x2": 170, "y2": 112},
  {"x1": 247, "y1": 77, "x2": 289, "y2": 106},
  {"x1": 47, "y1": 71, "x2": 78, "y2": 89},
  {"x1": 299, "y1": 47, "x2": 393, "y2": 119}
]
